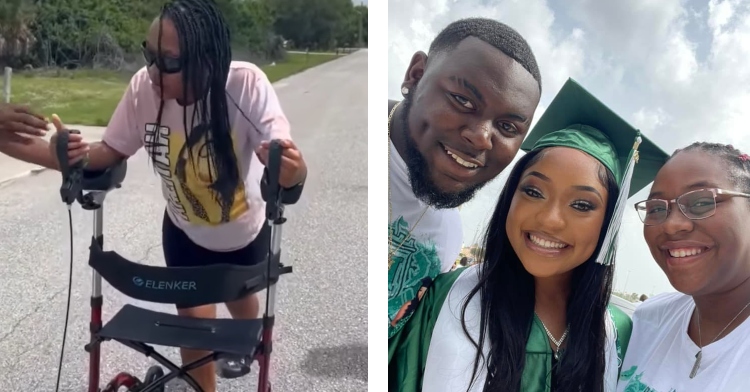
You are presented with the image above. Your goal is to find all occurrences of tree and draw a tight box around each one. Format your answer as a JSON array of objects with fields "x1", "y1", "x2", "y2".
[
  {"x1": 219, "y1": 0, "x2": 281, "y2": 61},
  {"x1": 3, "y1": 0, "x2": 364, "y2": 68},
  {"x1": 353, "y1": 4, "x2": 367, "y2": 47},
  {"x1": 271, "y1": 0, "x2": 357, "y2": 50},
  {"x1": 0, "y1": 0, "x2": 35, "y2": 66},
  {"x1": 333, "y1": 3, "x2": 367, "y2": 48}
]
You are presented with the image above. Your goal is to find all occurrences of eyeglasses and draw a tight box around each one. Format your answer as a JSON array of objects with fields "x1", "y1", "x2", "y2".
[
  {"x1": 141, "y1": 41, "x2": 183, "y2": 74},
  {"x1": 634, "y1": 188, "x2": 750, "y2": 226}
]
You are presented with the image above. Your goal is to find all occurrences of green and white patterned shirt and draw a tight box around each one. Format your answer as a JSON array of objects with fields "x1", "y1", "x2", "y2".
[{"x1": 388, "y1": 138, "x2": 462, "y2": 338}]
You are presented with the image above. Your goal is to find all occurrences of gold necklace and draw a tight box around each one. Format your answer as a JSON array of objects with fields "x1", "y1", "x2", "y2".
[{"x1": 388, "y1": 101, "x2": 429, "y2": 270}]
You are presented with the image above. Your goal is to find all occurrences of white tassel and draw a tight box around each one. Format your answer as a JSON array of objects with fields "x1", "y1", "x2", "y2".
[{"x1": 596, "y1": 135, "x2": 642, "y2": 265}]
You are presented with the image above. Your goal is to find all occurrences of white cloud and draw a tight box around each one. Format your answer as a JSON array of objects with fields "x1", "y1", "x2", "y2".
[
  {"x1": 708, "y1": 0, "x2": 736, "y2": 32},
  {"x1": 654, "y1": 32, "x2": 699, "y2": 85},
  {"x1": 560, "y1": 0, "x2": 750, "y2": 153},
  {"x1": 632, "y1": 107, "x2": 669, "y2": 134}
]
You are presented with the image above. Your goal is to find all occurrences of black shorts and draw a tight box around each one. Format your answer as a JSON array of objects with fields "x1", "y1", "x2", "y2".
[{"x1": 161, "y1": 210, "x2": 270, "y2": 269}]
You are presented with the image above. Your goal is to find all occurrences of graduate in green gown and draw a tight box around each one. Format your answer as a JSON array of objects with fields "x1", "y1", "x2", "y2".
[{"x1": 388, "y1": 79, "x2": 669, "y2": 392}]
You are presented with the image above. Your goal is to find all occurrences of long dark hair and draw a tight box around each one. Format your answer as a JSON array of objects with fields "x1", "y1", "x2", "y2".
[
  {"x1": 150, "y1": 0, "x2": 247, "y2": 220},
  {"x1": 460, "y1": 148, "x2": 618, "y2": 392}
]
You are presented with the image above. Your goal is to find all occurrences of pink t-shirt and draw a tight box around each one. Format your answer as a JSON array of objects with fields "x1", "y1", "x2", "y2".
[{"x1": 103, "y1": 61, "x2": 291, "y2": 252}]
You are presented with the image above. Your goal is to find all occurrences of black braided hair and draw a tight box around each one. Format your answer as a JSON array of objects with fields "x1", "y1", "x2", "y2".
[
  {"x1": 428, "y1": 18, "x2": 542, "y2": 93},
  {"x1": 671, "y1": 142, "x2": 750, "y2": 193},
  {"x1": 151, "y1": 0, "x2": 240, "y2": 216}
]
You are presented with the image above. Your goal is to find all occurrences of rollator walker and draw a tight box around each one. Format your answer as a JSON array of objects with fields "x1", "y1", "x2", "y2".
[{"x1": 55, "y1": 131, "x2": 298, "y2": 392}]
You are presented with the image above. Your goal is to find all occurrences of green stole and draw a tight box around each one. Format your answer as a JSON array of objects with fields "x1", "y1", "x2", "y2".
[{"x1": 387, "y1": 268, "x2": 633, "y2": 392}]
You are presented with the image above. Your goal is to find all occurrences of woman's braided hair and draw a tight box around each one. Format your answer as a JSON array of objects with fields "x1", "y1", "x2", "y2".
[
  {"x1": 151, "y1": 0, "x2": 241, "y2": 214},
  {"x1": 670, "y1": 142, "x2": 750, "y2": 194}
]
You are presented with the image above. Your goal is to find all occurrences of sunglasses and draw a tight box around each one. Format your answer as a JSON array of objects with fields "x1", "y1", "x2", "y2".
[
  {"x1": 141, "y1": 41, "x2": 183, "y2": 74},
  {"x1": 634, "y1": 188, "x2": 750, "y2": 226}
]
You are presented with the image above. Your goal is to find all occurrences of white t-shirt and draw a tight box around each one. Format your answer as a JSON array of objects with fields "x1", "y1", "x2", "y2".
[
  {"x1": 617, "y1": 291, "x2": 750, "y2": 392},
  {"x1": 388, "y1": 136, "x2": 463, "y2": 337},
  {"x1": 103, "y1": 61, "x2": 291, "y2": 252}
]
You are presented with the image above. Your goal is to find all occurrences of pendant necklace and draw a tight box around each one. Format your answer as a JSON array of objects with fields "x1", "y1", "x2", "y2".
[
  {"x1": 690, "y1": 299, "x2": 750, "y2": 378},
  {"x1": 535, "y1": 312, "x2": 570, "y2": 360}
]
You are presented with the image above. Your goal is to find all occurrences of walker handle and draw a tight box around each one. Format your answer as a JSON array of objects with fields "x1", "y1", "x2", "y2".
[
  {"x1": 56, "y1": 129, "x2": 84, "y2": 205},
  {"x1": 263, "y1": 139, "x2": 284, "y2": 221}
]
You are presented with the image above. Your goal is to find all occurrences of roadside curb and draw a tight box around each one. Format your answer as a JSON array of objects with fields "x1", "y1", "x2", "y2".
[{"x1": 0, "y1": 165, "x2": 48, "y2": 188}]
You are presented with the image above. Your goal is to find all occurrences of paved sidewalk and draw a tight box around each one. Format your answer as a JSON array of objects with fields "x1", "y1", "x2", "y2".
[{"x1": 0, "y1": 125, "x2": 105, "y2": 185}]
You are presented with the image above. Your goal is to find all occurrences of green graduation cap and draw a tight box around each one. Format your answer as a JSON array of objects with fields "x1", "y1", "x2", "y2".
[{"x1": 520, "y1": 78, "x2": 669, "y2": 265}]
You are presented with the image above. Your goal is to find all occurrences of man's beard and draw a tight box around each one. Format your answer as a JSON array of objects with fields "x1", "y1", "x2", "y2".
[{"x1": 398, "y1": 97, "x2": 489, "y2": 209}]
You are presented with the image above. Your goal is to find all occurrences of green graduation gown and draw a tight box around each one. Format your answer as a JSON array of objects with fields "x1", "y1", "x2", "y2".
[{"x1": 388, "y1": 266, "x2": 633, "y2": 392}]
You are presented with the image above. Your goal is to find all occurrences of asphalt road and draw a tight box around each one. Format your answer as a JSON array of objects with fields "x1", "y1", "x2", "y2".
[{"x1": 0, "y1": 50, "x2": 368, "y2": 391}]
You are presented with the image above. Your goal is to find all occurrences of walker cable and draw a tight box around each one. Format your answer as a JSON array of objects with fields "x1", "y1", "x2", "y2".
[{"x1": 54, "y1": 129, "x2": 85, "y2": 392}]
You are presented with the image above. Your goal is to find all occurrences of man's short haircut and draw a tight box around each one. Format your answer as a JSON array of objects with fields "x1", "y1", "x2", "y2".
[{"x1": 428, "y1": 17, "x2": 542, "y2": 92}]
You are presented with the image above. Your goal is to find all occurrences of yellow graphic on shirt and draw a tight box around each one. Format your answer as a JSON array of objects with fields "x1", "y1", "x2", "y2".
[{"x1": 144, "y1": 123, "x2": 248, "y2": 225}]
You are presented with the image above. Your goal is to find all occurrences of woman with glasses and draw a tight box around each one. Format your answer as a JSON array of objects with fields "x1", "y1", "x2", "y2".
[
  {"x1": 389, "y1": 79, "x2": 669, "y2": 392},
  {"x1": 618, "y1": 143, "x2": 750, "y2": 391},
  {"x1": 0, "y1": 1, "x2": 307, "y2": 391}
]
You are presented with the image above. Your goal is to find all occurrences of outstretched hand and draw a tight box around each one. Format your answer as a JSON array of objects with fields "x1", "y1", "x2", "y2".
[
  {"x1": 0, "y1": 103, "x2": 48, "y2": 142},
  {"x1": 255, "y1": 139, "x2": 307, "y2": 189},
  {"x1": 48, "y1": 114, "x2": 90, "y2": 168}
]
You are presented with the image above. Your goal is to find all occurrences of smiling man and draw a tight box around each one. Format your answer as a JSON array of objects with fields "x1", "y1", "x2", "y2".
[{"x1": 388, "y1": 18, "x2": 542, "y2": 337}]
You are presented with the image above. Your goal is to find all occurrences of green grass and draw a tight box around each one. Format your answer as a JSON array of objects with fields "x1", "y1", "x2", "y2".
[
  {"x1": 7, "y1": 52, "x2": 343, "y2": 126},
  {"x1": 263, "y1": 52, "x2": 341, "y2": 83}
]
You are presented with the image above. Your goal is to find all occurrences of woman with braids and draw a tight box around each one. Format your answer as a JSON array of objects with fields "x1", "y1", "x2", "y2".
[
  {"x1": 0, "y1": 0, "x2": 306, "y2": 390},
  {"x1": 388, "y1": 79, "x2": 669, "y2": 392},
  {"x1": 618, "y1": 143, "x2": 750, "y2": 391}
]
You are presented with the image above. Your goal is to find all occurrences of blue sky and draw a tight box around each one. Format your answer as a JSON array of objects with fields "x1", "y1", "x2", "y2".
[{"x1": 389, "y1": 0, "x2": 750, "y2": 296}]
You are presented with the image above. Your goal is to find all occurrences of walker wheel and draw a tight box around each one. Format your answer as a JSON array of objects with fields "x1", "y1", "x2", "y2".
[
  {"x1": 143, "y1": 365, "x2": 165, "y2": 391},
  {"x1": 102, "y1": 372, "x2": 140, "y2": 392}
]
